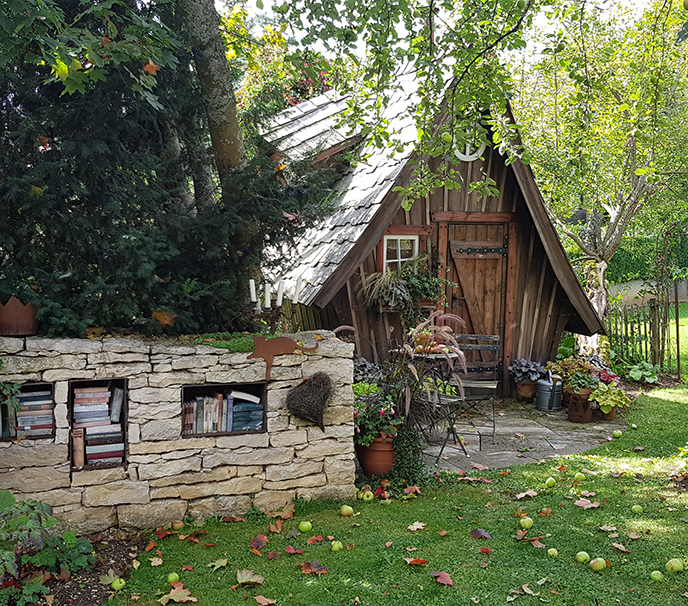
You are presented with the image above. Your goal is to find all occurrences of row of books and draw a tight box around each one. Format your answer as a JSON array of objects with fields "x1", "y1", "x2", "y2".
[
  {"x1": 1, "y1": 390, "x2": 55, "y2": 438},
  {"x1": 182, "y1": 390, "x2": 264, "y2": 435},
  {"x1": 71, "y1": 386, "x2": 125, "y2": 466}
]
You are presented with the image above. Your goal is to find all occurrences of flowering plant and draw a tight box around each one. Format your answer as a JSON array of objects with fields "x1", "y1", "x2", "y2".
[{"x1": 353, "y1": 382, "x2": 404, "y2": 446}]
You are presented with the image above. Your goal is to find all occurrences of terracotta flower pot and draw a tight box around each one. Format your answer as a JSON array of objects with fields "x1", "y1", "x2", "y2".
[
  {"x1": 0, "y1": 295, "x2": 37, "y2": 336},
  {"x1": 515, "y1": 381, "x2": 538, "y2": 403},
  {"x1": 567, "y1": 392, "x2": 593, "y2": 423},
  {"x1": 355, "y1": 435, "x2": 395, "y2": 477},
  {"x1": 601, "y1": 408, "x2": 616, "y2": 420}
]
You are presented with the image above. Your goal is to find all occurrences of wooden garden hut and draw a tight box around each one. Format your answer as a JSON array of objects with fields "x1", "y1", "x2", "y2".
[{"x1": 263, "y1": 73, "x2": 604, "y2": 392}]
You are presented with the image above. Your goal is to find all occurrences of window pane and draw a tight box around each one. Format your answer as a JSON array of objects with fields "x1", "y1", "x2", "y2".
[
  {"x1": 399, "y1": 238, "x2": 414, "y2": 258},
  {"x1": 386, "y1": 239, "x2": 398, "y2": 260}
]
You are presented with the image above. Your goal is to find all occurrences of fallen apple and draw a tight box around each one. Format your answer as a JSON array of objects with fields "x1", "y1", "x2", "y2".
[
  {"x1": 574, "y1": 472, "x2": 585, "y2": 482},
  {"x1": 590, "y1": 558, "x2": 606, "y2": 571},
  {"x1": 631, "y1": 504, "x2": 643, "y2": 514},
  {"x1": 171, "y1": 520, "x2": 185, "y2": 531},
  {"x1": 651, "y1": 570, "x2": 664, "y2": 581},
  {"x1": 519, "y1": 517, "x2": 534, "y2": 530},
  {"x1": 357, "y1": 490, "x2": 364, "y2": 500},
  {"x1": 298, "y1": 521, "x2": 312, "y2": 533},
  {"x1": 340, "y1": 505, "x2": 354, "y2": 517},
  {"x1": 362, "y1": 491, "x2": 374, "y2": 502},
  {"x1": 666, "y1": 558, "x2": 684, "y2": 573},
  {"x1": 331, "y1": 540, "x2": 344, "y2": 552},
  {"x1": 167, "y1": 572, "x2": 179, "y2": 584},
  {"x1": 612, "y1": 430, "x2": 623, "y2": 438},
  {"x1": 575, "y1": 551, "x2": 590, "y2": 563},
  {"x1": 547, "y1": 548, "x2": 558, "y2": 557},
  {"x1": 545, "y1": 477, "x2": 556, "y2": 488},
  {"x1": 111, "y1": 578, "x2": 126, "y2": 591}
]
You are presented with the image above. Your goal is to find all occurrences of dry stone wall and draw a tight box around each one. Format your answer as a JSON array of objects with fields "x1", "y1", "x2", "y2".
[{"x1": 0, "y1": 331, "x2": 355, "y2": 533}]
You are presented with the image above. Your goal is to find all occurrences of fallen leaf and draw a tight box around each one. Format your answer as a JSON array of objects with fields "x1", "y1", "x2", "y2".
[
  {"x1": 627, "y1": 531, "x2": 642, "y2": 540},
  {"x1": 480, "y1": 547, "x2": 492, "y2": 554},
  {"x1": 480, "y1": 561, "x2": 489, "y2": 568},
  {"x1": 580, "y1": 491, "x2": 596, "y2": 497},
  {"x1": 250, "y1": 535, "x2": 268, "y2": 549},
  {"x1": 556, "y1": 465, "x2": 567, "y2": 473},
  {"x1": 538, "y1": 508, "x2": 552, "y2": 517},
  {"x1": 406, "y1": 547, "x2": 418, "y2": 552},
  {"x1": 145, "y1": 541, "x2": 158, "y2": 552},
  {"x1": 515, "y1": 489, "x2": 538, "y2": 500},
  {"x1": 99, "y1": 569, "x2": 118, "y2": 585},
  {"x1": 155, "y1": 528, "x2": 173, "y2": 539},
  {"x1": 44, "y1": 596, "x2": 54, "y2": 605},
  {"x1": 250, "y1": 548, "x2": 263, "y2": 557},
  {"x1": 471, "y1": 462, "x2": 490, "y2": 471},
  {"x1": 285, "y1": 545, "x2": 304, "y2": 555},
  {"x1": 515, "y1": 433, "x2": 525, "y2": 438},
  {"x1": 268, "y1": 503, "x2": 294, "y2": 519},
  {"x1": 470, "y1": 528, "x2": 492, "y2": 539},
  {"x1": 181, "y1": 565, "x2": 193, "y2": 571},
  {"x1": 608, "y1": 532, "x2": 619, "y2": 538},
  {"x1": 221, "y1": 516, "x2": 247, "y2": 523},
  {"x1": 429, "y1": 571, "x2": 453, "y2": 585},
  {"x1": 404, "y1": 485, "x2": 421, "y2": 495},
  {"x1": 439, "y1": 529, "x2": 449, "y2": 536},
  {"x1": 155, "y1": 550, "x2": 164, "y2": 557},
  {"x1": 133, "y1": 560, "x2": 140, "y2": 570},
  {"x1": 408, "y1": 521, "x2": 427, "y2": 532},
  {"x1": 522, "y1": 584, "x2": 539, "y2": 596},
  {"x1": 150, "y1": 557, "x2": 163, "y2": 567},
  {"x1": 598, "y1": 525, "x2": 617, "y2": 532},
  {"x1": 612, "y1": 542, "x2": 631, "y2": 553},
  {"x1": 346, "y1": 543, "x2": 355, "y2": 550},
  {"x1": 530, "y1": 539, "x2": 546, "y2": 548},
  {"x1": 254, "y1": 597, "x2": 277, "y2": 605},
  {"x1": 610, "y1": 472, "x2": 626, "y2": 478},
  {"x1": 634, "y1": 446, "x2": 645, "y2": 451},
  {"x1": 269, "y1": 520, "x2": 283, "y2": 534},
  {"x1": 327, "y1": 536, "x2": 336, "y2": 541},
  {"x1": 385, "y1": 542, "x2": 393, "y2": 548},
  {"x1": 403, "y1": 558, "x2": 428, "y2": 565},
  {"x1": 207, "y1": 559, "x2": 228, "y2": 571},
  {"x1": 158, "y1": 582, "x2": 198, "y2": 604},
  {"x1": 235, "y1": 570, "x2": 265, "y2": 586},
  {"x1": 307, "y1": 535, "x2": 324, "y2": 544},
  {"x1": 267, "y1": 552, "x2": 280, "y2": 560},
  {"x1": 301, "y1": 560, "x2": 327, "y2": 574},
  {"x1": 574, "y1": 498, "x2": 601, "y2": 509},
  {"x1": 580, "y1": 468, "x2": 600, "y2": 475}
]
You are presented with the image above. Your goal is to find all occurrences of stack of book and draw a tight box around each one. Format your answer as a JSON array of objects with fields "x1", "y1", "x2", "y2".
[
  {"x1": 182, "y1": 390, "x2": 262, "y2": 435},
  {"x1": 72, "y1": 386, "x2": 125, "y2": 466},
  {"x1": 6, "y1": 390, "x2": 54, "y2": 438}
]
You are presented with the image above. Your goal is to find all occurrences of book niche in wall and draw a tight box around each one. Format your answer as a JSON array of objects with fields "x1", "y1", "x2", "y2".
[
  {"x1": 70, "y1": 379, "x2": 126, "y2": 469},
  {"x1": 181, "y1": 383, "x2": 266, "y2": 437},
  {"x1": 1, "y1": 382, "x2": 55, "y2": 440}
]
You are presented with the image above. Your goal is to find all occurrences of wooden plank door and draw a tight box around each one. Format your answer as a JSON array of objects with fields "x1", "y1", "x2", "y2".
[{"x1": 445, "y1": 224, "x2": 508, "y2": 361}]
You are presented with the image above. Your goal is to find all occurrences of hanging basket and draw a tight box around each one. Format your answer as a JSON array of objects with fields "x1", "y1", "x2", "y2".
[
  {"x1": 355, "y1": 435, "x2": 395, "y2": 477},
  {"x1": 0, "y1": 295, "x2": 38, "y2": 336}
]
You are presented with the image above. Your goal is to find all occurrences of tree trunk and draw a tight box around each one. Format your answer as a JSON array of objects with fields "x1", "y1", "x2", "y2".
[
  {"x1": 177, "y1": 0, "x2": 245, "y2": 182},
  {"x1": 577, "y1": 259, "x2": 608, "y2": 354}
]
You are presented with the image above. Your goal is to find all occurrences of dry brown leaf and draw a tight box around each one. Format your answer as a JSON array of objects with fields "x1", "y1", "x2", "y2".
[{"x1": 149, "y1": 557, "x2": 163, "y2": 567}]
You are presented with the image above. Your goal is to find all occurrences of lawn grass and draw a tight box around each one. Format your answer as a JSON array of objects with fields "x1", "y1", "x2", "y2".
[{"x1": 115, "y1": 387, "x2": 688, "y2": 606}]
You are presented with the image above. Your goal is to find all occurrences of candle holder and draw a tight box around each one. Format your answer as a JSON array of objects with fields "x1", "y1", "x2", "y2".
[{"x1": 255, "y1": 299, "x2": 282, "y2": 334}]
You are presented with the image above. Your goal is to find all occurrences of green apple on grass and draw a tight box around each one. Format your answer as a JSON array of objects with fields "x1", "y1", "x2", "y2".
[
  {"x1": 612, "y1": 430, "x2": 623, "y2": 438},
  {"x1": 574, "y1": 472, "x2": 585, "y2": 482},
  {"x1": 111, "y1": 578, "x2": 126, "y2": 591},
  {"x1": 298, "y1": 521, "x2": 312, "y2": 533},
  {"x1": 331, "y1": 541, "x2": 344, "y2": 552},
  {"x1": 519, "y1": 517, "x2": 533, "y2": 529},
  {"x1": 547, "y1": 548, "x2": 558, "y2": 557},
  {"x1": 575, "y1": 551, "x2": 590, "y2": 563},
  {"x1": 545, "y1": 477, "x2": 556, "y2": 488},
  {"x1": 590, "y1": 558, "x2": 606, "y2": 571},
  {"x1": 362, "y1": 491, "x2": 374, "y2": 502},
  {"x1": 651, "y1": 570, "x2": 664, "y2": 581},
  {"x1": 167, "y1": 573, "x2": 179, "y2": 584},
  {"x1": 340, "y1": 505, "x2": 354, "y2": 516},
  {"x1": 666, "y1": 558, "x2": 684, "y2": 573},
  {"x1": 632, "y1": 505, "x2": 643, "y2": 514}
]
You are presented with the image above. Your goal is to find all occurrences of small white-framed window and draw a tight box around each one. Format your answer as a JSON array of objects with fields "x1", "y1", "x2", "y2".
[{"x1": 383, "y1": 235, "x2": 419, "y2": 272}]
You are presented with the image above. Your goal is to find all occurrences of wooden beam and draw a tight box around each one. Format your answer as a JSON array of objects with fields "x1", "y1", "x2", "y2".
[
  {"x1": 384, "y1": 225, "x2": 434, "y2": 236},
  {"x1": 432, "y1": 211, "x2": 514, "y2": 223},
  {"x1": 503, "y1": 222, "x2": 517, "y2": 390},
  {"x1": 313, "y1": 135, "x2": 363, "y2": 166}
]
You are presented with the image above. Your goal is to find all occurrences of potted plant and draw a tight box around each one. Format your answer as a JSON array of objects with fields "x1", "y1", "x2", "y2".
[
  {"x1": 353, "y1": 384, "x2": 404, "y2": 477},
  {"x1": 565, "y1": 371, "x2": 599, "y2": 424},
  {"x1": 590, "y1": 382, "x2": 631, "y2": 420},
  {"x1": 508, "y1": 358, "x2": 544, "y2": 402}
]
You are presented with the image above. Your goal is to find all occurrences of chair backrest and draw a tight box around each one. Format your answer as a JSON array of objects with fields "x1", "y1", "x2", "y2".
[{"x1": 452, "y1": 334, "x2": 502, "y2": 383}]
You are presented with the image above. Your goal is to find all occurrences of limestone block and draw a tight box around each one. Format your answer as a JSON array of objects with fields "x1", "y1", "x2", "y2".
[
  {"x1": 129, "y1": 377, "x2": 148, "y2": 389},
  {"x1": 195, "y1": 344, "x2": 224, "y2": 355},
  {"x1": 82, "y1": 480, "x2": 150, "y2": 507},
  {"x1": 170, "y1": 476, "x2": 262, "y2": 500},
  {"x1": 302, "y1": 358, "x2": 353, "y2": 385},
  {"x1": 269, "y1": 354, "x2": 302, "y2": 367},
  {"x1": 151, "y1": 344, "x2": 196, "y2": 355},
  {"x1": 55, "y1": 506, "x2": 117, "y2": 534},
  {"x1": 267, "y1": 389, "x2": 288, "y2": 413},
  {"x1": 118, "y1": 499, "x2": 188, "y2": 529},
  {"x1": 324, "y1": 458, "x2": 356, "y2": 485},
  {"x1": 0, "y1": 337, "x2": 24, "y2": 354},
  {"x1": 0, "y1": 372, "x2": 41, "y2": 383},
  {"x1": 148, "y1": 372, "x2": 204, "y2": 388},
  {"x1": 270, "y1": 366, "x2": 302, "y2": 381},
  {"x1": 0, "y1": 466, "x2": 70, "y2": 492},
  {"x1": 55, "y1": 428, "x2": 69, "y2": 444},
  {"x1": 72, "y1": 466, "x2": 127, "y2": 486},
  {"x1": 263, "y1": 473, "x2": 326, "y2": 491},
  {"x1": 43, "y1": 369, "x2": 95, "y2": 382},
  {"x1": 128, "y1": 400, "x2": 181, "y2": 421},
  {"x1": 186, "y1": 495, "x2": 252, "y2": 521},
  {"x1": 161, "y1": 449, "x2": 200, "y2": 461},
  {"x1": 87, "y1": 352, "x2": 149, "y2": 365},
  {"x1": 1, "y1": 354, "x2": 86, "y2": 374},
  {"x1": 270, "y1": 430, "x2": 307, "y2": 448},
  {"x1": 0, "y1": 443, "x2": 69, "y2": 469},
  {"x1": 129, "y1": 387, "x2": 179, "y2": 404},
  {"x1": 206, "y1": 364, "x2": 267, "y2": 384},
  {"x1": 26, "y1": 338, "x2": 102, "y2": 354},
  {"x1": 54, "y1": 402, "x2": 68, "y2": 428},
  {"x1": 315, "y1": 339, "x2": 355, "y2": 358},
  {"x1": 149, "y1": 486, "x2": 177, "y2": 499},
  {"x1": 129, "y1": 422, "x2": 141, "y2": 444},
  {"x1": 129, "y1": 437, "x2": 215, "y2": 455},
  {"x1": 237, "y1": 465, "x2": 263, "y2": 477},
  {"x1": 54, "y1": 381, "x2": 68, "y2": 403},
  {"x1": 253, "y1": 490, "x2": 295, "y2": 513},
  {"x1": 332, "y1": 384, "x2": 355, "y2": 407},
  {"x1": 297, "y1": 484, "x2": 357, "y2": 501},
  {"x1": 128, "y1": 454, "x2": 162, "y2": 464},
  {"x1": 140, "y1": 418, "x2": 182, "y2": 441},
  {"x1": 153, "y1": 364, "x2": 173, "y2": 372},
  {"x1": 203, "y1": 446, "x2": 294, "y2": 469},
  {"x1": 218, "y1": 352, "x2": 252, "y2": 365},
  {"x1": 265, "y1": 460, "x2": 322, "y2": 482},
  {"x1": 267, "y1": 414, "x2": 289, "y2": 432},
  {"x1": 267, "y1": 379, "x2": 301, "y2": 391},
  {"x1": 295, "y1": 439, "x2": 354, "y2": 460},
  {"x1": 102, "y1": 338, "x2": 151, "y2": 354},
  {"x1": 215, "y1": 433, "x2": 269, "y2": 450},
  {"x1": 149, "y1": 466, "x2": 237, "y2": 488},
  {"x1": 171, "y1": 355, "x2": 218, "y2": 370},
  {"x1": 137, "y1": 456, "x2": 202, "y2": 480},
  {"x1": 15, "y1": 488, "x2": 83, "y2": 507},
  {"x1": 307, "y1": 424, "x2": 354, "y2": 441},
  {"x1": 52, "y1": 504, "x2": 81, "y2": 514},
  {"x1": 128, "y1": 465, "x2": 138, "y2": 481},
  {"x1": 95, "y1": 363, "x2": 152, "y2": 379},
  {"x1": 323, "y1": 406, "x2": 354, "y2": 426}
]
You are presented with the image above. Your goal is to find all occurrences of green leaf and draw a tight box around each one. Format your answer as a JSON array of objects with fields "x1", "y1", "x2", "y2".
[
  {"x1": 206, "y1": 558, "x2": 228, "y2": 571},
  {"x1": 0, "y1": 491, "x2": 16, "y2": 512}
]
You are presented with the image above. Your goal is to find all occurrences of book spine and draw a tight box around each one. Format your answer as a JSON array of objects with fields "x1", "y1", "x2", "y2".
[
  {"x1": 212, "y1": 394, "x2": 220, "y2": 432},
  {"x1": 225, "y1": 394, "x2": 233, "y2": 432},
  {"x1": 86, "y1": 443, "x2": 125, "y2": 454},
  {"x1": 110, "y1": 387, "x2": 124, "y2": 423},
  {"x1": 74, "y1": 388, "x2": 111, "y2": 394},
  {"x1": 19, "y1": 404, "x2": 53, "y2": 411},
  {"x1": 16, "y1": 428, "x2": 53, "y2": 437},
  {"x1": 86, "y1": 456, "x2": 122, "y2": 465},
  {"x1": 72, "y1": 429, "x2": 85, "y2": 467},
  {"x1": 85, "y1": 423, "x2": 120, "y2": 435},
  {"x1": 221, "y1": 396, "x2": 229, "y2": 432},
  {"x1": 85, "y1": 436, "x2": 125, "y2": 446},
  {"x1": 16, "y1": 424, "x2": 54, "y2": 431},
  {"x1": 195, "y1": 397, "x2": 203, "y2": 433},
  {"x1": 86, "y1": 451, "x2": 124, "y2": 460}
]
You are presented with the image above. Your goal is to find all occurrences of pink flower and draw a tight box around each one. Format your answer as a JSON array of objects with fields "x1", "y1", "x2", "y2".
[
  {"x1": 390, "y1": 408, "x2": 395, "y2": 415},
  {"x1": 356, "y1": 427, "x2": 360, "y2": 433},
  {"x1": 379, "y1": 409, "x2": 385, "y2": 416}
]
